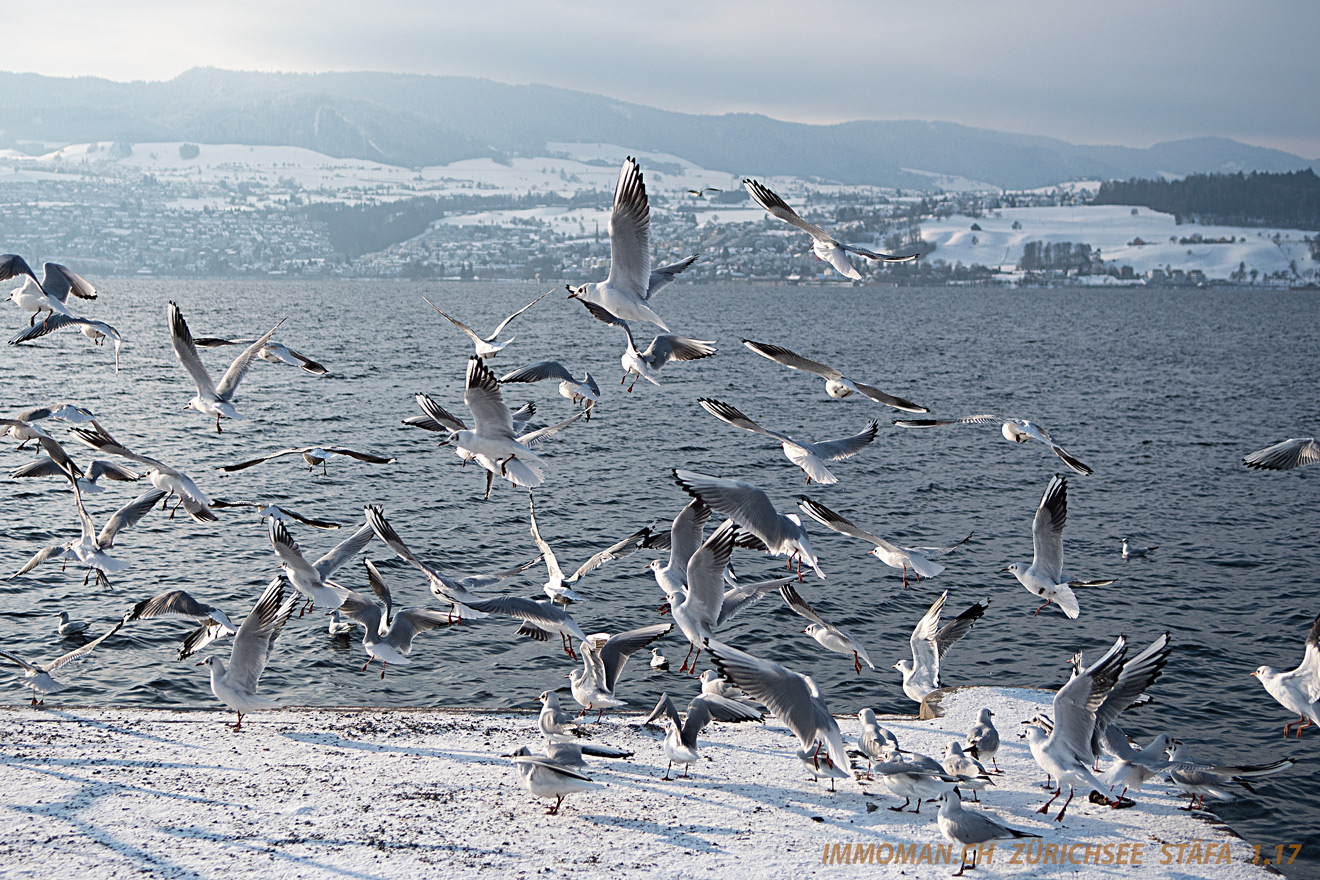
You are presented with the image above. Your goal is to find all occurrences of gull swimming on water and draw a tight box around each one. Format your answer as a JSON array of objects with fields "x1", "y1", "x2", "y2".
[
  {"x1": 579, "y1": 300, "x2": 716, "y2": 392},
  {"x1": 421, "y1": 291, "x2": 549, "y2": 359},
  {"x1": 893, "y1": 590, "x2": 988, "y2": 705},
  {"x1": 894, "y1": 413, "x2": 1093, "y2": 475},
  {"x1": 743, "y1": 179, "x2": 919, "y2": 279},
  {"x1": 1242, "y1": 437, "x2": 1320, "y2": 471},
  {"x1": 56, "y1": 611, "x2": 89, "y2": 638},
  {"x1": 779, "y1": 582, "x2": 874, "y2": 674},
  {"x1": 0, "y1": 619, "x2": 124, "y2": 705},
  {"x1": 698, "y1": 398, "x2": 877, "y2": 485},
  {"x1": 1252, "y1": 612, "x2": 1320, "y2": 738},
  {"x1": 499, "y1": 361, "x2": 601, "y2": 419},
  {"x1": 218, "y1": 445, "x2": 395, "y2": 476},
  {"x1": 167, "y1": 300, "x2": 283, "y2": 432},
  {"x1": 797, "y1": 496, "x2": 970, "y2": 587},
  {"x1": 650, "y1": 648, "x2": 669, "y2": 670},
  {"x1": 1003, "y1": 475, "x2": 1114, "y2": 619},
  {"x1": 565, "y1": 156, "x2": 698, "y2": 331},
  {"x1": 71, "y1": 422, "x2": 217, "y2": 522},
  {"x1": 741, "y1": 339, "x2": 928, "y2": 412},
  {"x1": 1121, "y1": 538, "x2": 1157, "y2": 559},
  {"x1": 673, "y1": 469, "x2": 823, "y2": 579},
  {"x1": 336, "y1": 560, "x2": 452, "y2": 678},
  {"x1": 196, "y1": 576, "x2": 297, "y2": 731},
  {"x1": 193, "y1": 336, "x2": 329, "y2": 375}
]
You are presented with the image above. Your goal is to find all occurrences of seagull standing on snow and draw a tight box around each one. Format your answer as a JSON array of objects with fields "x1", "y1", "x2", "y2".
[
  {"x1": 197, "y1": 576, "x2": 297, "y2": 731},
  {"x1": 422, "y1": 291, "x2": 549, "y2": 358},
  {"x1": 938, "y1": 789, "x2": 1040, "y2": 876},
  {"x1": 0, "y1": 620, "x2": 124, "y2": 706},
  {"x1": 1252, "y1": 612, "x2": 1320, "y2": 738},
  {"x1": 167, "y1": 301, "x2": 283, "y2": 433},
  {"x1": 510, "y1": 745, "x2": 601, "y2": 814},
  {"x1": 566, "y1": 156, "x2": 698, "y2": 331},
  {"x1": 965, "y1": 708, "x2": 1001, "y2": 772},
  {"x1": 741, "y1": 339, "x2": 928, "y2": 412},
  {"x1": 1003, "y1": 475, "x2": 1113, "y2": 619},
  {"x1": 743, "y1": 179, "x2": 919, "y2": 279}
]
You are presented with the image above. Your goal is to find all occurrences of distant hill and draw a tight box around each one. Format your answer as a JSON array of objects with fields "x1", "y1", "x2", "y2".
[{"x1": 1, "y1": 68, "x2": 1314, "y2": 190}]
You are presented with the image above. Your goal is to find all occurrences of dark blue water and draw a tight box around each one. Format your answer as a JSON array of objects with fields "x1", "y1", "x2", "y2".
[{"x1": 2, "y1": 281, "x2": 1317, "y2": 875}]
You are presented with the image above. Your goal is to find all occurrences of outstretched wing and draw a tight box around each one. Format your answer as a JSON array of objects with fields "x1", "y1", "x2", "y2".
[
  {"x1": 741, "y1": 339, "x2": 841, "y2": 381},
  {"x1": 743, "y1": 179, "x2": 833, "y2": 243}
]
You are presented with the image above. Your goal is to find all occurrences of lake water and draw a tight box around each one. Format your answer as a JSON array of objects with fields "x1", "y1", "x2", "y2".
[{"x1": 2, "y1": 280, "x2": 1317, "y2": 876}]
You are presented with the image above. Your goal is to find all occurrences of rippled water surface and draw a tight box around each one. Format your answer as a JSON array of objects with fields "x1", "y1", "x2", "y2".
[{"x1": 2, "y1": 281, "x2": 1317, "y2": 875}]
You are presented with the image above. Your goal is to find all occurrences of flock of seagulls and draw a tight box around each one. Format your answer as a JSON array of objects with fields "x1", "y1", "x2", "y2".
[{"x1": 1, "y1": 154, "x2": 1314, "y2": 856}]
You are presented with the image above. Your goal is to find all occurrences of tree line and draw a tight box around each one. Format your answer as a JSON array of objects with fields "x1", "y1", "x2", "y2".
[{"x1": 1092, "y1": 169, "x2": 1320, "y2": 230}]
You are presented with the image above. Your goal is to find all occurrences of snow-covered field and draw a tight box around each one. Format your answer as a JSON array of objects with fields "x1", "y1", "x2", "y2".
[{"x1": 0, "y1": 687, "x2": 1277, "y2": 879}]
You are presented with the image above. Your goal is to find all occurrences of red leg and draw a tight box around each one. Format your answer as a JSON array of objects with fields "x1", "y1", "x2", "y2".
[
  {"x1": 1034, "y1": 598, "x2": 1052, "y2": 616},
  {"x1": 1054, "y1": 787, "x2": 1075, "y2": 822},
  {"x1": 1037, "y1": 788, "x2": 1062, "y2": 814},
  {"x1": 679, "y1": 643, "x2": 694, "y2": 673}
]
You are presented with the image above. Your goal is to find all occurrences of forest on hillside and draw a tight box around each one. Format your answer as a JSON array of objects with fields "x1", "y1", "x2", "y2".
[{"x1": 1092, "y1": 169, "x2": 1320, "y2": 230}]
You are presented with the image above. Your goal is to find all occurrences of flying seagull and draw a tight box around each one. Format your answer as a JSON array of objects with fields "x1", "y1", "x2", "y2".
[
  {"x1": 894, "y1": 413, "x2": 1093, "y2": 475},
  {"x1": 742, "y1": 339, "x2": 928, "y2": 412},
  {"x1": 167, "y1": 300, "x2": 283, "y2": 432},
  {"x1": 421, "y1": 290, "x2": 549, "y2": 358},
  {"x1": 699, "y1": 397, "x2": 877, "y2": 485},
  {"x1": 1003, "y1": 475, "x2": 1114, "y2": 619},
  {"x1": 218, "y1": 445, "x2": 395, "y2": 476}
]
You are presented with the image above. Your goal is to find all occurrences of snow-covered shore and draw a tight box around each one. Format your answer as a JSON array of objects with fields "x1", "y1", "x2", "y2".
[{"x1": 0, "y1": 687, "x2": 1280, "y2": 879}]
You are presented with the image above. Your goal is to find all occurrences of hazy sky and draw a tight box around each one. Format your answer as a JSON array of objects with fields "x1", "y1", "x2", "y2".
[{"x1": 8, "y1": 1, "x2": 1318, "y2": 157}]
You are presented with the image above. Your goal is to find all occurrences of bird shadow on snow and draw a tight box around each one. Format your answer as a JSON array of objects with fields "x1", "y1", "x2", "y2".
[
  {"x1": 279, "y1": 729, "x2": 492, "y2": 763},
  {"x1": 156, "y1": 825, "x2": 421, "y2": 880},
  {"x1": 0, "y1": 750, "x2": 246, "y2": 809},
  {"x1": 40, "y1": 709, "x2": 211, "y2": 749}
]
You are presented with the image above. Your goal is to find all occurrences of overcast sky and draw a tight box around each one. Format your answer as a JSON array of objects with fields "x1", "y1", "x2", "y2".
[{"x1": 8, "y1": 1, "x2": 1318, "y2": 158}]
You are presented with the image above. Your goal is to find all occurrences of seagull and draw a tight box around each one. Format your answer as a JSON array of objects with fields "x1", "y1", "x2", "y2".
[
  {"x1": 797, "y1": 496, "x2": 970, "y2": 587},
  {"x1": 568, "y1": 623, "x2": 671, "y2": 720},
  {"x1": 10, "y1": 479, "x2": 164, "y2": 587},
  {"x1": 9, "y1": 313, "x2": 125, "y2": 371},
  {"x1": 218, "y1": 445, "x2": 395, "y2": 476},
  {"x1": 893, "y1": 414, "x2": 1093, "y2": 475},
  {"x1": 412, "y1": 393, "x2": 580, "y2": 499},
  {"x1": 327, "y1": 610, "x2": 356, "y2": 638},
  {"x1": 743, "y1": 179, "x2": 920, "y2": 279},
  {"x1": 1242, "y1": 437, "x2": 1320, "y2": 471},
  {"x1": 196, "y1": 576, "x2": 297, "y2": 731},
  {"x1": 421, "y1": 290, "x2": 549, "y2": 358},
  {"x1": 673, "y1": 469, "x2": 823, "y2": 579},
  {"x1": 686, "y1": 187, "x2": 721, "y2": 198},
  {"x1": 268, "y1": 517, "x2": 373, "y2": 615},
  {"x1": 452, "y1": 355, "x2": 547, "y2": 488},
  {"x1": 650, "y1": 648, "x2": 669, "y2": 671},
  {"x1": 499, "y1": 361, "x2": 601, "y2": 419},
  {"x1": 578, "y1": 300, "x2": 716, "y2": 392},
  {"x1": 364, "y1": 505, "x2": 538, "y2": 621},
  {"x1": 1073, "y1": 632, "x2": 1172, "y2": 766},
  {"x1": 566, "y1": 156, "x2": 699, "y2": 331},
  {"x1": 704, "y1": 636, "x2": 851, "y2": 783},
  {"x1": 71, "y1": 422, "x2": 217, "y2": 522},
  {"x1": 647, "y1": 499, "x2": 711, "y2": 603},
  {"x1": 1099, "y1": 725, "x2": 1176, "y2": 798},
  {"x1": 10, "y1": 454, "x2": 140, "y2": 495},
  {"x1": 510, "y1": 745, "x2": 601, "y2": 814},
  {"x1": 528, "y1": 492, "x2": 650, "y2": 605},
  {"x1": 893, "y1": 591, "x2": 988, "y2": 705},
  {"x1": 1003, "y1": 475, "x2": 1114, "y2": 619},
  {"x1": 461, "y1": 593, "x2": 590, "y2": 660},
  {"x1": 1252, "y1": 612, "x2": 1320, "y2": 738},
  {"x1": 858, "y1": 709, "x2": 902, "y2": 777},
  {"x1": 698, "y1": 398, "x2": 877, "y2": 485},
  {"x1": 871, "y1": 753, "x2": 958, "y2": 811},
  {"x1": 207, "y1": 499, "x2": 342, "y2": 530},
  {"x1": 1163, "y1": 741, "x2": 1294, "y2": 811},
  {"x1": 668, "y1": 519, "x2": 793, "y2": 672},
  {"x1": 942, "y1": 741, "x2": 995, "y2": 801},
  {"x1": 336, "y1": 560, "x2": 452, "y2": 678},
  {"x1": 192, "y1": 336, "x2": 328, "y2": 375},
  {"x1": 538, "y1": 690, "x2": 587, "y2": 742},
  {"x1": 966, "y1": 708, "x2": 1002, "y2": 772},
  {"x1": 122, "y1": 588, "x2": 239, "y2": 661},
  {"x1": 167, "y1": 300, "x2": 283, "y2": 432},
  {"x1": 642, "y1": 693, "x2": 718, "y2": 780},
  {"x1": 1121, "y1": 538, "x2": 1157, "y2": 559},
  {"x1": 779, "y1": 583, "x2": 874, "y2": 674},
  {"x1": 2, "y1": 261, "x2": 97, "y2": 324},
  {"x1": 0, "y1": 619, "x2": 123, "y2": 706},
  {"x1": 1022, "y1": 636, "x2": 1137, "y2": 820},
  {"x1": 741, "y1": 340, "x2": 928, "y2": 412},
  {"x1": 937, "y1": 789, "x2": 1041, "y2": 876},
  {"x1": 56, "y1": 611, "x2": 89, "y2": 638}
]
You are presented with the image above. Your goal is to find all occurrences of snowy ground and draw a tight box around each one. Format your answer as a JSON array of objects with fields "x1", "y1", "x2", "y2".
[{"x1": 0, "y1": 687, "x2": 1276, "y2": 879}]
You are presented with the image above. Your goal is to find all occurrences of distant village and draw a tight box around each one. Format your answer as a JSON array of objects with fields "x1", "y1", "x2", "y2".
[{"x1": 1, "y1": 144, "x2": 1316, "y2": 286}]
